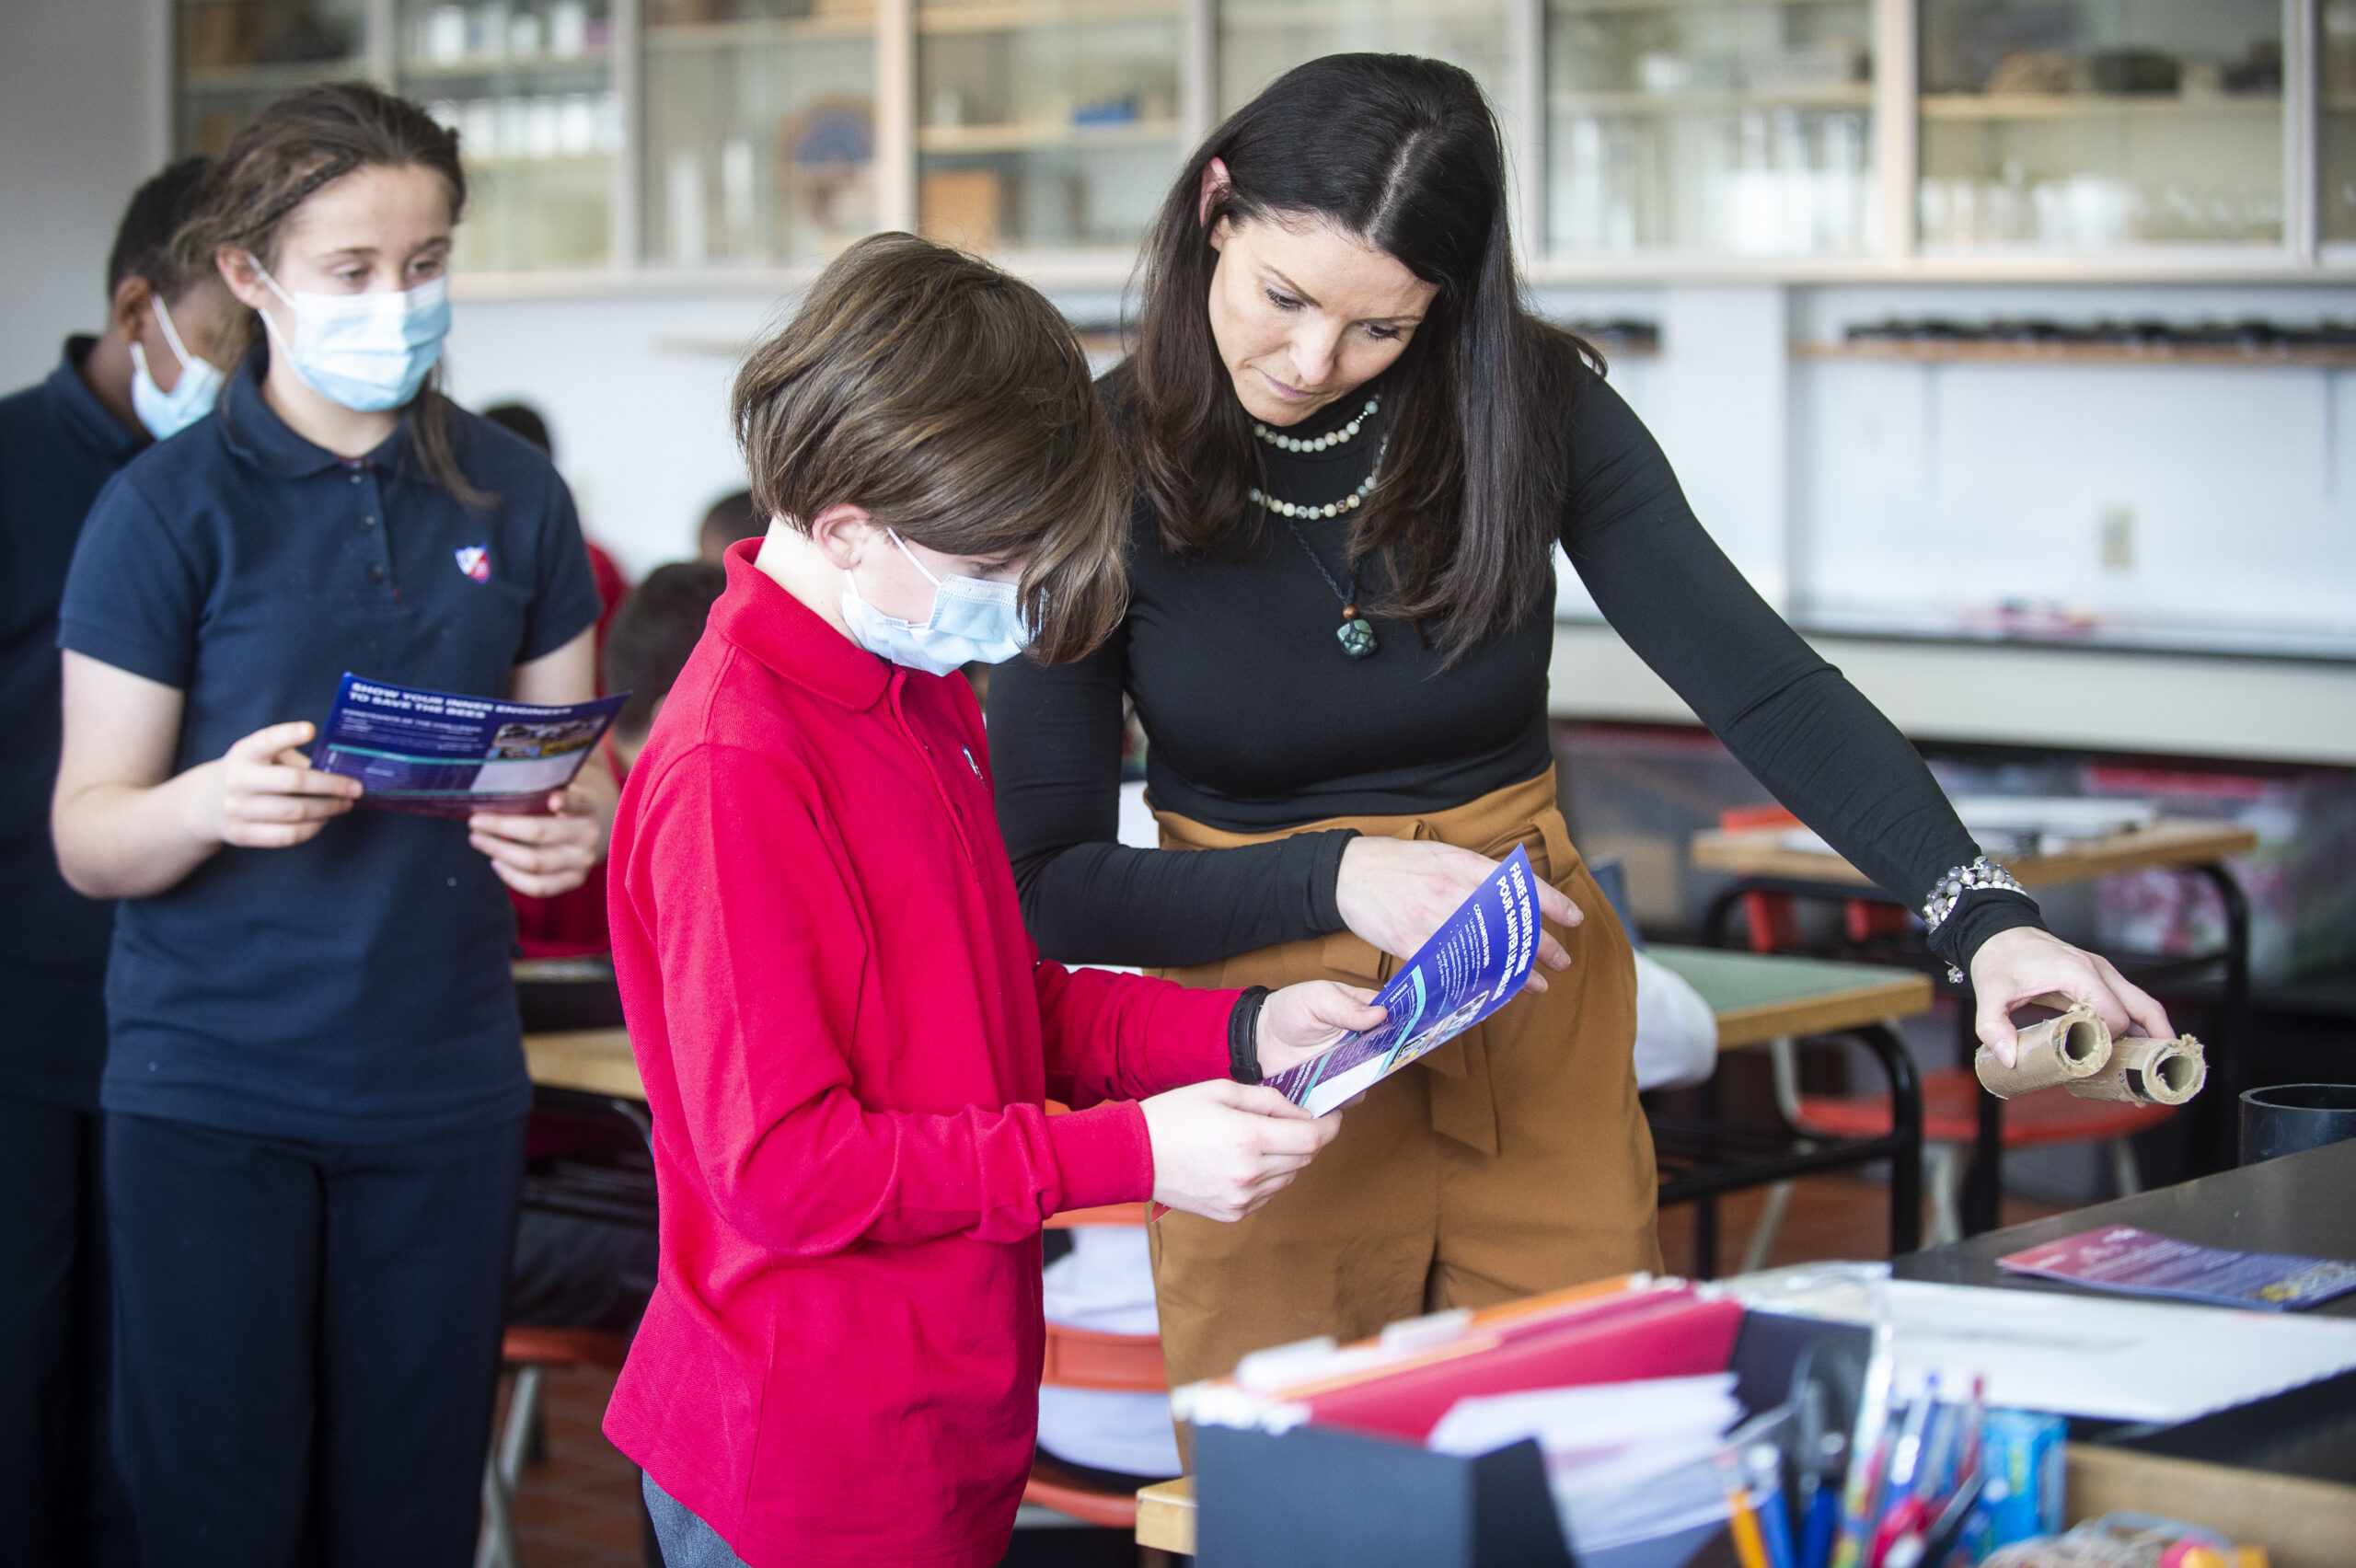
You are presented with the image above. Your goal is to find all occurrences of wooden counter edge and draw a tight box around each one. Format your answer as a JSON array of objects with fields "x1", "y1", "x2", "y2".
[
  {"x1": 2066, "y1": 1445, "x2": 2356, "y2": 1568},
  {"x1": 1136, "y1": 1477, "x2": 1195, "y2": 1556},
  {"x1": 1134, "y1": 1447, "x2": 2347, "y2": 1562}
]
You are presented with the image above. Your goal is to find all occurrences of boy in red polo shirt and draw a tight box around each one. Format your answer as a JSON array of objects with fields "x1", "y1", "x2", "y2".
[{"x1": 603, "y1": 235, "x2": 1380, "y2": 1567}]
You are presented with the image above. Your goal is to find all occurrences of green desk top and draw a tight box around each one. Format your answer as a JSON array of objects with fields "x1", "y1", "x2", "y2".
[{"x1": 1647, "y1": 944, "x2": 1934, "y2": 1048}]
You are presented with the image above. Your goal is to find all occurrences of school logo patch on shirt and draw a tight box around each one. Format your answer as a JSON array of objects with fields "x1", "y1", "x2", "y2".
[{"x1": 454, "y1": 544, "x2": 491, "y2": 582}]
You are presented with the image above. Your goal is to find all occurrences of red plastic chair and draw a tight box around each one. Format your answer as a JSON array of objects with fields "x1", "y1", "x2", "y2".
[
  {"x1": 1790, "y1": 1067, "x2": 2175, "y2": 1245},
  {"x1": 478, "y1": 1326, "x2": 632, "y2": 1568},
  {"x1": 1020, "y1": 1203, "x2": 1165, "y2": 1532},
  {"x1": 1720, "y1": 804, "x2": 1913, "y2": 951}
]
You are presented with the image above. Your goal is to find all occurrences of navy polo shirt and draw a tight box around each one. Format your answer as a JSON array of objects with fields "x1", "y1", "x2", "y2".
[
  {"x1": 58, "y1": 350, "x2": 601, "y2": 1141},
  {"x1": 0, "y1": 338, "x2": 146, "y2": 1109}
]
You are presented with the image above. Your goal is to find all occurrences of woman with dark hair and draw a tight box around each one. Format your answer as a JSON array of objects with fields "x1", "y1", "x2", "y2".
[
  {"x1": 52, "y1": 82, "x2": 611, "y2": 1562},
  {"x1": 989, "y1": 52, "x2": 2171, "y2": 1397}
]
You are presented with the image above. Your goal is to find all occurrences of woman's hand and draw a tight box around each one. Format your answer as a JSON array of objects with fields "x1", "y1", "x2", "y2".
[
  {"x1": 1969, "y1": 926, "x2": 2173, "y2": 1066},
  {"x1": 469, "y1": 782, "x2": 607, "y2": 897},
  {"x1": 198, "y1": 721, "x2": 362, "y2": 848},
  {"x1": 1334, "y1": 836, "x2": 1579, "y2": 992},
  {"x1": 1255, "y1": 981, "x2": 1385, "y2": 1079},
  {"x1": 1140, "y1": 1080, "x2": 1342, "y2": 1223}
]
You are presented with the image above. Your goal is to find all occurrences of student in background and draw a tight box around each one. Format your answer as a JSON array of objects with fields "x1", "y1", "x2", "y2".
[
  {"x1": 605, "y1": 234, "x2": 1375, "y2": 1568},
  {"x1": 696, "y1": 486, "x2": 761, "y2": 561},
  {"x1": 603, "y1": 560, "x2": 723, "y2": 776},
  {"x1": 504, "y1": 561, "x2": 723, "y2": 1340},
  {"x1": 0, "y1": 153, "x2": 230, "y2": 1568},
  {"x1": 50, "y1": 84, "x2": 613, "y2": 1565},
  {"x1": 480, "y1": 398, "x2": 634, "y2": 957}
]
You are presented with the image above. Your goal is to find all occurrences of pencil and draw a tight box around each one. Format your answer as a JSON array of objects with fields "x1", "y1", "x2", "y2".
[{"x1": 1727, "y1": 1484, "x2": 1773, "y2": 1568}]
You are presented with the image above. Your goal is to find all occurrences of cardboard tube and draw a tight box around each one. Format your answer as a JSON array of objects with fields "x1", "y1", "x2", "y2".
[
  {"x1": 1976, "y1": 1005, "x2": 2112, "y2": 1099},
  {"x1": 2065, "y1": 1035, "x2": 2208, "y2": 1107}
]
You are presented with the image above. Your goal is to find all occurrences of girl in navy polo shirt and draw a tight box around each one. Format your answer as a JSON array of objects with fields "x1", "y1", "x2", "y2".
[{"x1": 52, "y1": 84, "x2": 610, "y2": 1565}]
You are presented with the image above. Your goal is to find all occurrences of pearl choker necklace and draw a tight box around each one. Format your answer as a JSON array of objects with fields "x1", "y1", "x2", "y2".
[
  {"x1": 1249, "y1": 439, "x2": 1387, "y2": 520},
  {"x1": 1253, "y1": 396, "x2": 1380, "y2": 454}
]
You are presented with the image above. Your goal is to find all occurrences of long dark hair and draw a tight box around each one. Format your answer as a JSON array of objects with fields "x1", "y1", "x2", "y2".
[
  {"x1": 175, "y1": 81, "x2": 486, "y2": 507},
  {"x1": 1124, "y1": 54, "x2": 1599, "y2": 660}
]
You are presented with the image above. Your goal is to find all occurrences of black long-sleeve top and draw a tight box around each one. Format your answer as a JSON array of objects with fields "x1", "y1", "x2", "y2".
[{"x1": 988, "y1": 366, "x2": 2041, "y2": 974}]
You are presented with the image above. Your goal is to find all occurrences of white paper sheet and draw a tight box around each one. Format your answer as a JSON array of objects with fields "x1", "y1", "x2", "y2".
[{"x1": 1725, "y1": 1264, "x2": 2356, "y2": 1424}]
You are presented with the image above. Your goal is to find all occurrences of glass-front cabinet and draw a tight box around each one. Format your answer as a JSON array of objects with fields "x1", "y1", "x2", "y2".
[
  {"x1": 1917, "y1": 0, "x2": 2284, "y2": 250},
  {"x1": 400, "y1": 1, "x2": 623, "y2": 271},
  {"x1": 170, "y1": 1, "x2": 2353, "y2": 275},
  {"x1": 1546, "y1": 0, "x2": 1876, "y2": 256},
  {"x1": 645, "y1": 0, "x2": 880, "y2": 266},
  {"x1": 914, "y1": 0, "x2": 1184, "y2": 255},
  {"x1": 179, "y1": 0, "x2": 371, "y2": 156},
  {"x1": 1218, "y1": 0, "x2": 1520, "y2": 127}
]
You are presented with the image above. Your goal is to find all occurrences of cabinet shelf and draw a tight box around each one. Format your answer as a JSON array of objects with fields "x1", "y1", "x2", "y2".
[
  {"x1": 399, "y1": 51, "x2": 611, "y2": 83},
  {"x1": 1795, "y1": 339, "x2": 2356, "y2": 368},
  {"x1": 1921, "y1": 92, "x2": 2281, "y2": 122},
  {"x1": 1550, "y1": 86, "x2": 1872, "y2": 115},
  {"x1": 184, "y1": 60, "x2": 366, "y2": 94},
  {"x1": 646, "y1": 15, "x2": 874, "y2": 48},
  {"x1": 918, "y1": 118, "x2": 1181, "y2": 153},
  {"x1": 916, "y1": 0, "x2": 1175, "y2": 31}
]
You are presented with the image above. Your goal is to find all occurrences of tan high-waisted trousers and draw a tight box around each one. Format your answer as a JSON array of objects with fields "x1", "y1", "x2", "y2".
[{"x1": 1147, "y1": 767, "x2": 1663, "y2": 1398}]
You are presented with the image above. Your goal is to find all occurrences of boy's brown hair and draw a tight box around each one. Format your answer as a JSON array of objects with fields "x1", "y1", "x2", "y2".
[{"x1": 731, "y1": 233, "x2": 1129, "y2": 665}]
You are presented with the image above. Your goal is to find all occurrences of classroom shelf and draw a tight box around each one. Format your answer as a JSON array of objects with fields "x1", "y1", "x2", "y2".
[
  {"x1": 1794, "y1": 339, "x2": 2356, "y2": 367},
  {"x1": 1920, "y1": 92, "x2": 2283, "y2": 122},
  {"x1": 916, "y1": 0, "x2": 1177, "y2": 32},
  {"x1": 398, "y1": 51, "x2": 613, "y2": 83},
  {"x1": 166, "y1": 0, "x2": 2356, "y2": 283},
  {"x1": 644, "y1": 15, "x2": 875, "y2": 49},
  {"x1": 1550, "y1": 86, "x2": 1875, "y2": 114},
  {"x1": 917, "y1": 119, "x2": 1179, "y2": 153}
]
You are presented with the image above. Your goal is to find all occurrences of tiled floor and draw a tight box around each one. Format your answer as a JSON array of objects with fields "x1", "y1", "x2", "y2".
[
  {"x1": 499, "y1": 1173, "x2": 2069, "y2": 1565},
  {"x1": 498, "y1": 1369, "x2": 653, "y2": 1568}
]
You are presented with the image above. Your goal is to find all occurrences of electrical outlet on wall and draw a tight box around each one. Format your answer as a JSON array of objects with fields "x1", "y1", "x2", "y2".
[{"x1": 2098, "y1": 505, "x2": 2135, "y2": 571}]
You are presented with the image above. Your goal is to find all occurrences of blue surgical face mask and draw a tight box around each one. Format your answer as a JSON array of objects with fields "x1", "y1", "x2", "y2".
[
  {"x1": 248, "y1": 254, "x2": 450, "y2": 413},
  {"x1": 840, "y1": 529, "x2": 1029, "y2": 677},
  {"x1": 128, "y1": 295, "x2": 224, "y2": 440}
]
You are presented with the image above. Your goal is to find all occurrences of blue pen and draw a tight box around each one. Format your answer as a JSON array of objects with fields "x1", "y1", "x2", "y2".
[
  {"x1": 1747, "y1": 1443, "x2": 1799, "y2": 1568},
  {"x1": 1800, "y1": 1479, "x2": 1842, "y2": 1568}
]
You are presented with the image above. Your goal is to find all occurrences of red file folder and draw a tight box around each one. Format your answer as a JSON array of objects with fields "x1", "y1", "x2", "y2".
[{"x1": 1293, "y1": 1285, "x2": 1745, "y2": 1444}]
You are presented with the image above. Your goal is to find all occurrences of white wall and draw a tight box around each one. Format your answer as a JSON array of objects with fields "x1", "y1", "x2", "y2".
[
  {"x1": 1793, "y1": 283, "x2": 2356, "y2": 640},
  {"x1": 0, "y1": 0, "x2": 169, "y2": 390}
]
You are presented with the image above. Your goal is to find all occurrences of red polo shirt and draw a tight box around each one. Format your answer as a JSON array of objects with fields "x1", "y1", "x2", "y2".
[{"x1": 604, "y1": 545, "x2": 1234, "y2": 1567}]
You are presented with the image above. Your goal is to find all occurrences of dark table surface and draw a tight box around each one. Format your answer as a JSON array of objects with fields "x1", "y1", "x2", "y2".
[{"x1": 1894, "y1": 1137, "x2": 2356, "y2": 1482}]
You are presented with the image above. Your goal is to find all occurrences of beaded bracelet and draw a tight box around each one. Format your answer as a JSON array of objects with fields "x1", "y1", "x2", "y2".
[{"x1": 1921, "y1": 856, "x2": 2028, "y2": 981}]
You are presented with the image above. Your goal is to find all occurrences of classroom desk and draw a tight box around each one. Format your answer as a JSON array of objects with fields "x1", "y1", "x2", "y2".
[
  {"x1": 1138, "y1": 1143, "x2": 2356, "y2": 1560},
  {"x1": 1690, "y1": 820, "x2": 2259, "y2": 1234},
  {"x1": 1896, "y1": 1137, "x2": 2356, "y2": 1485},
  {"x1": 1646, "y1": 945, "x2": 1932, "y2": 1276},
  {"x1": 525, "y1": 1027, "x2": 641, "y2": 1100}
]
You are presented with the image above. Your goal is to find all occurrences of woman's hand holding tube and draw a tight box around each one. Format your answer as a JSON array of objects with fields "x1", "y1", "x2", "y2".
[
  {"x1": 1335, "y1": 836, "x2": 1579, "y2": 992},
  {"x1": 1254, "y1": 981, "x2": 1386, "y2": 1079},
  {"x1": 1969, "y1": 926, "x2": 2173, "y2": 1067},
  {"x1": 1141, "y1": 1082, "x2": 1341, "y2": 1223}
]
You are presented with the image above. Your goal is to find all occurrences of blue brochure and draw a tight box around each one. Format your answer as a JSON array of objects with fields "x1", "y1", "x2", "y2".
[
  {"x1": 316, "y1": 673, "x2": 628, "y2": 818},
  {"x1": 1264, "y1": 845, "x2": 1543, "y2": 1116}
]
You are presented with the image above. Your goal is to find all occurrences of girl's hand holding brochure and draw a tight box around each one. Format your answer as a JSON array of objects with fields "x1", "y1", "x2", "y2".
[
  {"x1": 468, "y1": 780, "x2": 610, "y2": 897},
  {"x1": 203, "y1": 721, "x2": 362, "y2": 848},
  {"x1": 1142, "y1": 980, "x2": 1383, "y2": 1223}
]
